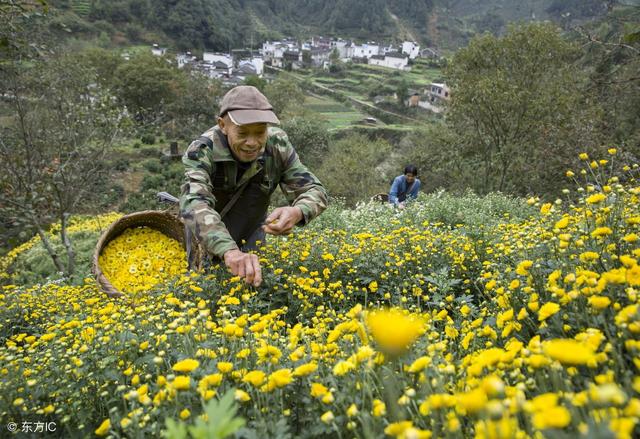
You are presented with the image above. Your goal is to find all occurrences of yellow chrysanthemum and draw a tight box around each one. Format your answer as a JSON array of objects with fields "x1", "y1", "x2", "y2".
[
  {"x1": 172, "y1": 358, "x2": 200, "y2": 373},
  {"x1": 366, "y1": 308, "x2": 425, "y2": 356}
]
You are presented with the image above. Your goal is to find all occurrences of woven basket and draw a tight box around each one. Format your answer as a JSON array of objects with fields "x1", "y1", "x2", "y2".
[
  {"x1": 371, "y1": 193, "x2": 389, "y2": 203},
  {"x1": 92, "y1": 210, "x2": 202, "y2": 297}
]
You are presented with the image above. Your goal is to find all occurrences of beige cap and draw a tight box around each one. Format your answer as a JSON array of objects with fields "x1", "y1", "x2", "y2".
[{"x1": 219, "y1": 85, "x2": 280, "y2": 125}]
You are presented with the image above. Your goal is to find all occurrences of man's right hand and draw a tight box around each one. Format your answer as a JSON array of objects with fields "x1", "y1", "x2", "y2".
[{"x1": 223, "y1": 249, "x2": 262, "y2": 287}]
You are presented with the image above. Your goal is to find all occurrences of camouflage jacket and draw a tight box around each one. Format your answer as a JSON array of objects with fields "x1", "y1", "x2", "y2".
[{"x1": 179, "y1": 125, "x2": 328, "y2": 258}]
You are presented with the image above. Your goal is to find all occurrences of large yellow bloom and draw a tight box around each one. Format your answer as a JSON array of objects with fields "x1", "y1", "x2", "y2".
[
  {"x1": 243, "y1": 370, "x2": 266, "y2": 387},
  {"x1": 366, "y1": 308, "x2": 425, "y2": 356},
  {"x1": 172, "y1": 375, "x2": 191, "y2": 390},
  {"x1": 95, "y1": 419, "x2": 111, "y2": 436},
  {"x1": 172, "y1": 358, "x2": 200, "y2": 373},
  {"x1": 264, "y1": 369, "x2": 293, "y2": 391},
  {"x1": 538, "y1": 302, "x2": 560, "y2": 321},
  {"x1": 532, "y1": 406, "x2": 571, "y2": 429},
  {"x1": 543, "y1": 339, "x2": 596, "y2": 366}
]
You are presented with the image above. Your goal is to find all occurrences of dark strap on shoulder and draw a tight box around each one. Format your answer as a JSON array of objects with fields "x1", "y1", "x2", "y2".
[
  {"x1": 219, "y1": 179, "x2": 251, "y2": 219},
  {"x1": 198, "y1": 135, "x2": 214, "y2": 149}
]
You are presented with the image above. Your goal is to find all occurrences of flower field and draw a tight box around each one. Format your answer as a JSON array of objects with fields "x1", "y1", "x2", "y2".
[{"x1": 1, "y1": 152, "x2": 640, "y2": 438}]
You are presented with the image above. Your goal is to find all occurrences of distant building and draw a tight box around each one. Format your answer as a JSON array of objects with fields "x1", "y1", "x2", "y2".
[
  {"x1": 176, "y1": 52, "x2": 196, "y2": 68},
  {"x1": 261, "y1": 40, "x2": 298, "y2": 68},
  {"x1": 407, "y1": 92, "x2": 421, "y2": 107},
  {"x1": 402, "y1": 41, "x2": 420, "y2": 59},
  {"x1": 250, "y1": 56, "x2": 264, "y2": 75},
  {"x1": 368, "y1": 52, "x2": 409, "y2": 70},
  {"x1": 331, "y1": 39, "x2": 352, "y2": 59},
  {"x1": 428, "y1": 83, "x2": 450, "y2": 104},
  {"x1": 283, "y1": 50, "x2": 302, "y2": 69},
  {"x1": 203, "y1": 52, "x2": 233, "y2": 67},
  {"x1": 236, "y1": 61, "x2": 258, "y2": 76},
  {"x1": 151, "y1": 44, "x2": 167, "y2": 56},
  {"x1": 312, "y1": 36, "x2": 332, "y2": 49},
  {"x1": 310, "y1": 48, "x2": 331, "y2": 67},
  {"x1": 420, "y1": 47, "x2": 440, "y2": 59},
  {"x1": 352, "y1": 42, "x2": 380, "y2": 59}
]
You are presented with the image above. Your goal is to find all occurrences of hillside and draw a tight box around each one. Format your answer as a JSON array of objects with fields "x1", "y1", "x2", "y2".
[{"x1": 46, "y1": 0, "x2": 614, "y2": 51}]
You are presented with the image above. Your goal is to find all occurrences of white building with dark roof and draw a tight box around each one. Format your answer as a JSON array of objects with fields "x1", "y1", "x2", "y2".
[
  {"x1": 368, "y1": 52, "x2": 409, "y2": 70},
  {"x1": 402, "y1": 41, "x2": 420, "y2": 59}
]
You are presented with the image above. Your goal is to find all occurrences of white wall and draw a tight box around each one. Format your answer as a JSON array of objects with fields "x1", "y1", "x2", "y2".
[{"x1": 203, "y1": 52, "x2": 232, "y2": 66}]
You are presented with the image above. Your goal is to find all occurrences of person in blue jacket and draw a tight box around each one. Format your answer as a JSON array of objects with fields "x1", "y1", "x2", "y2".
[{"x1": 389, "y1": 165, "x2": 421, "y2": 207}]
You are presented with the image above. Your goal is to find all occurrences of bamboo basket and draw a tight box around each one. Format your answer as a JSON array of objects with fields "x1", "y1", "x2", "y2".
[{"x1": 92, "y1": 210, "x2": 202, "y2": 297}]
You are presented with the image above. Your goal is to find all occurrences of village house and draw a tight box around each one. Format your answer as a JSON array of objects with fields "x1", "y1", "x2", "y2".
[
  {"x1": 428, "y1": 82, "x2": 450, "y2": 104},
  {"x1": 202, "y1": 60, "x2": 233, "y2": 79},
  {"x1": 261, "y1": 39, "x2": 298, "y2": 67},
  {"x1": 402, "y1": 41, "x2": 420, "y2": 59},
  {"x1": 151, "y1": 44, "x2": 167, "y2": 56},
  {"x1": 202, "y1": 52, "x2": 233, "y2": 67},
  {"x1": 176, "y1": 52, "x2": 196, "y2": 68},
  {"x1": 352, "y1": 42, "x2": 380, "y2": 59},
  {"x1": 311, "y1": 36, "x2": 332, "y2": 50},
  {"x1": 309, "y1": 47, "x2": 331, "y2": 67},
  {"x1": 420, "y1": 47, "x2": 440, "y2": 59},
  {"x1": 368, "y1": 52, "x2": 409, "y2": 70},
  {"x1": 407, "y1": 91, "x2": 421, "y2": 107},
  {"x1": 331, "y1": 39, "x2": 353, "y2": 60},
  {"x1": 283, "y1": 50, "x2": 303, "y2": 69}
]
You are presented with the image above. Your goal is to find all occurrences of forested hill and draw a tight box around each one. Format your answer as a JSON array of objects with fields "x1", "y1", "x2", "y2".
[{"x1": 48, "y1": 0, "x2": 615, "y2": 51}]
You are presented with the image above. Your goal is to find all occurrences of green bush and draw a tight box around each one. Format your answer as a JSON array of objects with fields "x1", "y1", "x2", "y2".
[
  {"x1": 142, "y1": 158, "x2": 163, "y2": 174},
  {"x1": 141, "y1": 133, "x2": 156, "y2": 145}
]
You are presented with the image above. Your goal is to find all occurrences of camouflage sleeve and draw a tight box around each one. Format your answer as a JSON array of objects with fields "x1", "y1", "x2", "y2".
[
  {"x1": 179, "y1": 140, "x2": 238, "y2": 258},
  {"x1": 272, "y1": 130, "x2": 328, "y2": 224}
]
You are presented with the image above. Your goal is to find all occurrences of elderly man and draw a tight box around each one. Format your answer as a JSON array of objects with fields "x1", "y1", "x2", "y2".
[{"x1": 180, "y1": 86, "x2": 328, "y2": 287}]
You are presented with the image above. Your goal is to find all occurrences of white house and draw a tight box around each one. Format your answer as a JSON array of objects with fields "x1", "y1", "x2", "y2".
[
  {"x1": 201, "y1": 60, "x2": 233, "y2": 79},
  {"x1": 368, "y1": 52, "x2": 409, "y2": 70},
  {"x1": 176, "y1": 52, "x2": 196, "y2": 68},
  {"x1": 151, "y1": 44, "x2": 167, "y2": 56},
  {"x1": 402, "y1": 41, "x2": 420, "y2": 59},
  {"x1": 261, "y1": 41, "x2": 279, "y2": 57},
  {"x1": 331, "y1": 39, "x2": 351, "y2": 57},
  {"x1": 250, "y1": 56, "x2": 264, "y2": 75},
  {"x1": 236, "y1": 57, "x2": 264, "y2": 76},
  {"x1": 312, "y1": 36, "x2": 332, "y2": 49},
  {"x1": 203, "y1": 52, "x2": 233, "y2": 67},
  {"x1": 352, "y1": 42, "x2": 380, "y2": 59},
  {"x1": 428, "y1": 83, "x2": 450, "y2": 104}
]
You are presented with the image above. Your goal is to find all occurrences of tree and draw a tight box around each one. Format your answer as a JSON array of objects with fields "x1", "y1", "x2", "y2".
[
  {"x1": 0, "y1": 55, "x2": 125, "y2": 278},
  {"x1": 396, "y1": 78, "x2": 409, "y2": 106},
  {"x1": 0, "y1": 0, "x2": 48, "y2": 62},
  {"x1": 446, "y1": 22, "x2": 604, "y2": 195},
  {"x1": 317, "y1": 133, "x2": 391, "y2": 205},
  {"x1": 302, "y1": 50, "x2": 312, "y2": 68},
  {"x1": 575, "y1": 5, "x2": 640, "y2": 155},
  {"x1": 243, "y1": 75, "x2": 267, "y2": 92},
  {"x1": 263, "y1": 77, "x2": 305, "y2": 116},
  {"x1": 166, "y1": 69, "x2": 222, "y2": 139},
  {"x1": 113, "y1": 52, "x2": 186, "y2": 125},
  {"x1": 280, "y1": 116, "x2": 330, "y2": 169}
]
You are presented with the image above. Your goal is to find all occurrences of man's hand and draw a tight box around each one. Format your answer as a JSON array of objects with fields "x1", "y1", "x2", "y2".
[
  {"x1": 223, "y1": 249, "x2": 262, "y2": 287},
  {"x1": 263, "y1": 206, "x2": 303, "y2": 236}
]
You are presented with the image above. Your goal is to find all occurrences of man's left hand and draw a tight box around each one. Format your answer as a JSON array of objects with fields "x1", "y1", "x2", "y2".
[{"x1": 263, "y1": 206, "x2": 303, "y2": 236}]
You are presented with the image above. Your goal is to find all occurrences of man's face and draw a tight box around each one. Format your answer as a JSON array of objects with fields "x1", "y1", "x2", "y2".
[
  {"x1": 219, "y1": 116, "x2": 268, "y2": 162},
  {"x1": 405, "y1": 173, "x2": 416, "y2": 184}
]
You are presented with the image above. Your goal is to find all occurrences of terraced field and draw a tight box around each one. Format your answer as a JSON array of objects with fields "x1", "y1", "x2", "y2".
[{"x1": 303, "y1": 94, "x2": 373, "y2": 130}]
